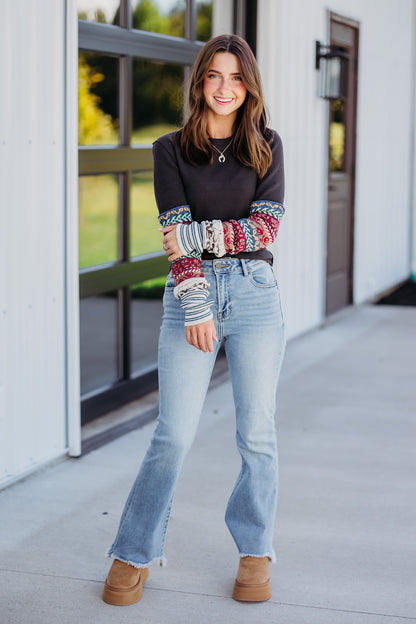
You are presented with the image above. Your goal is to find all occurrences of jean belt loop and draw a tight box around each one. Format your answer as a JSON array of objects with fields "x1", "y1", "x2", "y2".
[{"x1": 240, "y1": 258, "x2": 249, "y2": 277}]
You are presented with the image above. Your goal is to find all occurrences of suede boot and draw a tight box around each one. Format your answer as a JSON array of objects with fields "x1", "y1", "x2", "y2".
[
  {"x1": 232, "y1": 556, "x2": 271, "y2": 602},
  {"x1": 102, "y1": 559, "x2": 149, "y2": 606}
]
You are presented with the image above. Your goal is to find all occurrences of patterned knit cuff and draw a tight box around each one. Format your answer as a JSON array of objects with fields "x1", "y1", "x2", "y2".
[
  {"x1": 171, "y1": 257, "x2": 204, "y2": 285},
  {"x1": 176, "y1": 222, "x2": 205, "y2": 256},
  {"x1": 173, "y1": 276, "x2": 210, "y2": 299},
  {"x1": 158, "y1": 205, "x2": 192, "y2": 227},
  {"x1": 173, "y1": 277, "x2": 213, "y2": 326},
  {"x1": 250, "y1": 200, "x2": 285, "y2": 220},
  {"x1": 202, "y1": 220, "x2": 226, "y2": 257}
]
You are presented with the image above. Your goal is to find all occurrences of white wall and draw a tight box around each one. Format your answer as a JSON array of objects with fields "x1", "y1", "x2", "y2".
[
  {"x1": 212, "y1": 0, "x2": 233, "y2": 36},
  {"x1": 258, "y1": 0, "x2": 415, "y2": 338},
  {"x1": 411, "y1": 1, "x2": 416, "y2": 280},
  {"x1": 0, "y1": 0, "x2": 69, "y2": 486},
  {"x1": 351, "y1": 0, "x2": 413, "y2": 302}
]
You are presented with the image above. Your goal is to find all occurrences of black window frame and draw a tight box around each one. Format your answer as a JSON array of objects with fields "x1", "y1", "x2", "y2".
[{"x1": 78, "y1": 0, "x2": 256, "y2": 423}]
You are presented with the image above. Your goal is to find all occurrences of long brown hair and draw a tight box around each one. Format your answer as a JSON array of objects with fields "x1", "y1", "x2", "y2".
[{"x1": 181, "y1": 34, "x2": 273, "y2": 178}]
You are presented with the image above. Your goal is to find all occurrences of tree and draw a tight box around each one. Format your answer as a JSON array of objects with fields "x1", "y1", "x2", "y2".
[
  {"x1": 196, "y1": 2, "x2": 212, "y2": 41},
  {"x1": 78, "y1": 54, "x2": 116, "y2": 145},
  {"x1": 133, "y1": 0, "x2": 166, "y2": 32}
]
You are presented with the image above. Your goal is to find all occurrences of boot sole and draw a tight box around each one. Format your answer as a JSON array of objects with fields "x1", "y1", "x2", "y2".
[
  {"x1": 103, "y1": 567, "x2": 149, "y2": 606},
  {"x1": 232, "y1": 578, "x2": 271, "y2": 602}
]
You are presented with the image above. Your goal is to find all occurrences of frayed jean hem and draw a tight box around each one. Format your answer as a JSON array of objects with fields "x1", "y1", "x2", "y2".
[
  {"x1": 239, "y1": 550, "x2": 276, "y2": 564},
  {"x1": 106, "y1": 550, "x2": 167, "y2": 569}
]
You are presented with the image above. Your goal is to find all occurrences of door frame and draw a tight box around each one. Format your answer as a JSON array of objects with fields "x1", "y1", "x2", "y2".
[{"x1": 323, "y1": 10, "x2": 360, "y2": 316}]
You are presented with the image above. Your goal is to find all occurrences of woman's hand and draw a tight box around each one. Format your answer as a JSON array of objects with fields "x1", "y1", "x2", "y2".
[
  {"x1": 186, "y1": 319, "x2": 217, "y2": 353},
  {"x1": 161, "y1": 225, "x2": 182, "y2": 262}
]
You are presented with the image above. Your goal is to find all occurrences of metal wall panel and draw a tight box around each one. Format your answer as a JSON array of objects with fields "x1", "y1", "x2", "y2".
[
  {"x1": 258, "y1": 0, "x2": 327, "y2": 339},
  {"x1": 0, "y1": 0, "x2": 67, "y2": 486},
  {"x1": 258, "y1": 0, "x2": 414, "y2": 339}
]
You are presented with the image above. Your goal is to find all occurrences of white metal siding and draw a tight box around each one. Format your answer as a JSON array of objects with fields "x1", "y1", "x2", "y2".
[
  {"x1": 258, "y1": 0, "x2": 415, "y2": 338},
  {"x1": 0, "y1": 0, "x2": 67, "y2": 485},
  {"x1": 410, "y1": 1, "x2": 416, "y2": 279}
]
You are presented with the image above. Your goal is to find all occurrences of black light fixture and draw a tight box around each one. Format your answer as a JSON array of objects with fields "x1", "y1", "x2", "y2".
[{"x1": 315, "y1": 40, "x2": 349, "y2": 100}]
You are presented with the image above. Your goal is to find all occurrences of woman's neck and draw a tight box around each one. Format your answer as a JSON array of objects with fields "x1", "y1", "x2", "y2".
[{"x1": 207, "y1": 116, "x2": 236, "y2": 139}]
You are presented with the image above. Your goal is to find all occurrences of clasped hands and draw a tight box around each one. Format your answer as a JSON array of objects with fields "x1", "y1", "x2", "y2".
[
  {"x1": 160, "y1": 225, "x2": 182, "y2": 262},
  {"x1": 160, "y1": 224, "x2": 217, "y2": 353}
]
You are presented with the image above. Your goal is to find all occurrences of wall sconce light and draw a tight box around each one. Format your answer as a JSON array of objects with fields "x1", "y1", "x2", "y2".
[{"x1": 315, "y1": 40, "x2": 349, "y2": 100}]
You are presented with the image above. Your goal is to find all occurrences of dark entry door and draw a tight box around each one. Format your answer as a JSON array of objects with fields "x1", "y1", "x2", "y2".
[{"x1": 326, "y1": 15, "x2": 359, "y2": 315}]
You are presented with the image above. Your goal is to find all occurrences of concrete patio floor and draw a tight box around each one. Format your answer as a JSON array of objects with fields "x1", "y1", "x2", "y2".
[{"x1": 0, "y1": 304, "x2": 415, "y2": 624}]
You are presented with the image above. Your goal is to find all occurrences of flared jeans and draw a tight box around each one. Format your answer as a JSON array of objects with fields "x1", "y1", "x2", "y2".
[{"x1": 107, "y1": 258, "x2": 286, "y2": 567}]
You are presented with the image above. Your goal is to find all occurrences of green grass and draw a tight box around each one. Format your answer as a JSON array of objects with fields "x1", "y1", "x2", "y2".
[
  {"x1": 130, "y1": 171, "x2": 161, "y2": 258},
  {"x1": 131, "y1": 123, "x2": 178, "y2": 144},
  {"x1": 79, "y1": 174, "x2": 119, "y2": 268},
  {"x1": 131, "y1": 276, "x2": 167, "y2": 299},
  {"x1": 79, "y1": 173, "x2": 163, "y2": 268}
]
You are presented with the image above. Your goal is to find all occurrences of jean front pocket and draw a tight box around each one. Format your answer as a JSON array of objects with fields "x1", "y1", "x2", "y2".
[{"x1": 247, "y1": 261, "x2": 277, "y2": 288}]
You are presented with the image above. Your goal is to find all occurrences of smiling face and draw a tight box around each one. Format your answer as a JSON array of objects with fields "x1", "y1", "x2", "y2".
[{"x1": 203, "y1": 52, "x2": 247, "y2": 132}]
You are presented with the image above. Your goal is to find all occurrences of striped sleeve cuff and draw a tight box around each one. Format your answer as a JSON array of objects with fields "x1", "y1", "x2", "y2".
[
  {"x1": 176, "y1": 222, "x2": 205, "y2": 256},
  {"x1": 173, "y1": 277, "x2": 213, "y2": 326}
]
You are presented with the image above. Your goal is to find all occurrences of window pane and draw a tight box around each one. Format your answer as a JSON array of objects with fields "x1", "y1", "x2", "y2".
[
  {"x1": 132, "y1": 60, "x2": 184, "y2": 144},
  {"x1": 77, "y1": 1, "x2": 120, "y2": 25},
  {"x1": 197, "y1": 1, "x2": 213, "y2": 41},
  {"x1": 131, "y1": 279, "x2": 165, "y2": 374},
  {"x1": 78, "y1": 53, "x2": 119, "y2": 146},
  {"x1": 79, "y1": 174, "x2": 119, "y2": 268},
  {"x1": 130, "y1": 171, "x2": 162, "y2": 258},
  {"x1": 329, "y1": 100, "x2": 346, "y2": 172},
  {"x1": 132, "y1": 0, "x2": 186, "y2": 38},
  {"x1": 132, "y1": 60, "x2": 183, "y2": 144},
  {"x1": 80, "y1": 291, "x2": 119, "y2": 395}
]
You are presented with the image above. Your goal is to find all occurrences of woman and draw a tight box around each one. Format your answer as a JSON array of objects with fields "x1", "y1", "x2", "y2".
[{"x1": 103, "y1": 34, "x2": 286, "y2": 605}]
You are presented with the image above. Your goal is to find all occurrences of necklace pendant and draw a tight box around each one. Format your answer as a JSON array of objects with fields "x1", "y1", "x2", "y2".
[{"x1": 218, "y1": 154, "x2": 225, "y2": 163}]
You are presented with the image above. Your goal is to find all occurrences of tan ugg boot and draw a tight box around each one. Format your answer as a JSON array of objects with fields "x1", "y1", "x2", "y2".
[
  {"x1": 102, "y1": 559, "x2": 149, "y2": 606},
  {"x1": 232, "y1": 556, "x2": 271, "y2": 602}
]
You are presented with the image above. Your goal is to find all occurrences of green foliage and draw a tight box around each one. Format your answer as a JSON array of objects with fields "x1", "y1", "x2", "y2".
[
  {"x1": 133, "y1": 61, "x2": 184, "y2": 129},
  {"x1": 197, "y1": 2, "x2": 212, "y2": 41},
  {"x1": 78, "y1": 54, "x2": 117, "y2": 145},
  {"x1": 329, "y1": 122, "x2": 345, "y2": 172},
  {"x1": 131, "y1": 276, "x2": 167, "y2": 299},
  {"x1": 133, "y1": 0, "x2": 167, "y2": 32}
]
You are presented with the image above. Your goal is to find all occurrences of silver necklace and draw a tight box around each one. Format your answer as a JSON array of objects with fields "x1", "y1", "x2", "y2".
[{"x1": 211, "y1": 138, "x2": 233, "y2": 163}]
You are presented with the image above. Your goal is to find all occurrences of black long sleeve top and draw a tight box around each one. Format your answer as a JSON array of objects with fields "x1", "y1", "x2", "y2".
[{"x1": 152, "y1": 129, "x2": 285, "y2": 264}]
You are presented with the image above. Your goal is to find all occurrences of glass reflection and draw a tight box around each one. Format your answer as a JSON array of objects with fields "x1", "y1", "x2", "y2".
[
  {"x1": 78, "y1": 53, "x2": 119, "y2": 146},
  {"x1": 197, "y1": 1, "x2": 213, "y2": 41},
  {"x1": 132, "y1": 0, "x2": 186, "y2": 37},
  {"x1": 131, "y1": 278, "x2": 165, "y2": 374},
  {"x1": 130, "y1": 172, "x2": 162, "y2": 257},
  {"x1": 77, "y1": 0, "x2": 120, "y2": 24},
  {"x1": 80, "y1": 291, "x2": 119, "y2": 395},
  {"x1": 79, "y1": 174, "x2": 119, "y2": 268},
  {"x1": 132, "y1": 60, "x2": 183, "y2": 144},
  {"x1": 329, "y1": 100, "x2": 345, "y2": 172}
]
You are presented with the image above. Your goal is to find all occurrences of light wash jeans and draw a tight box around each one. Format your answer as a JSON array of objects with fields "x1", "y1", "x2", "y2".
[{"x1": 107, "y1": 258, "x2": 286, "y2": 568}]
